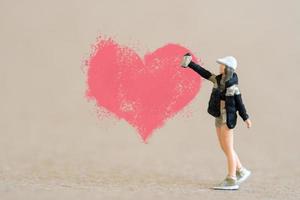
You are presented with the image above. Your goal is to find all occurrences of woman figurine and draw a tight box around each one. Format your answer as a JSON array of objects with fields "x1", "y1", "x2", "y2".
[{"x1": 181, "y1": 53, "x2": 252, "y2": 190}]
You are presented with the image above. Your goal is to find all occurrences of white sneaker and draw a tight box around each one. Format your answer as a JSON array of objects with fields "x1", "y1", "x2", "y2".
[
  {"x1": 180, "y1": 53, "x2": 192, "y2": 68},
  {"x1": 212, "y1": 175, "x2": 239, "y2": 190},
  {"x1": 236, "y1": 167, "x2": 251, "y2": 184}
]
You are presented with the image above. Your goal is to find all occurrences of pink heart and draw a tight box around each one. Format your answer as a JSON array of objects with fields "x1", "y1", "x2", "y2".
[{"x1": 85, "y1": 37, "x2": 202, "y2": 142}]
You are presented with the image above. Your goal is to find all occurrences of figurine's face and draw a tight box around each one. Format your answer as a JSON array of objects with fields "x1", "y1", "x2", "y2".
[{"x1": 219, "y1": 64, "x2": 226, "y2": 74}]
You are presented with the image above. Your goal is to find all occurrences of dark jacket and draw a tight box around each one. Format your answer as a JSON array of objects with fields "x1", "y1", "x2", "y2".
[{"x1": 188, "y1": 61, "x2": 249, "y2": 129}]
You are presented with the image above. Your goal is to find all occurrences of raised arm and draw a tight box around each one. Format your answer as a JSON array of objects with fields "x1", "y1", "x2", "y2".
[{"x1": 188, "y1": 61, "x2": 217, "y2": 84}]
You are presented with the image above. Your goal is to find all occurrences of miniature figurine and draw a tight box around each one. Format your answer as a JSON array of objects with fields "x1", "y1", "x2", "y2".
[{"x1": 181, "y1": 53, "x2": 252, "y2": 190}]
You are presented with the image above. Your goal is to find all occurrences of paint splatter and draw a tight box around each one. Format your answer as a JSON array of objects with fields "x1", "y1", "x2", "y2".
[{"x1": 85, "y1": 36, "x2": 202, "y2": 143}]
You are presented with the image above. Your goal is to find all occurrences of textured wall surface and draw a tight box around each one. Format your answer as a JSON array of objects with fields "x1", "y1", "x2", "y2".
[{"x1": 0, "y1": 0, "x2": 299, "y2": 199}]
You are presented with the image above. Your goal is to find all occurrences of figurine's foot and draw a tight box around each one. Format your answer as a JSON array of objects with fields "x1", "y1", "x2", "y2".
[
  {"x1": 180, "y1": 53, "x2": 192, "y2": 68},
  {"x1": 212, "y1": 175, "x2": 239, "y2": 190},
  {"x1": 236, "y1": 167, "x2": 251, "y2": 184}
]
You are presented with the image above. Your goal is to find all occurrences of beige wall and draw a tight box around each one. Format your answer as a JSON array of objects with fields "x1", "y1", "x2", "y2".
[{"x1": 0, "y1": 0, "x2": 299, "y2": 199}]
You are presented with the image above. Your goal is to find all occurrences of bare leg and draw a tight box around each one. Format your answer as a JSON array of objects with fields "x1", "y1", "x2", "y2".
[
  {"x1": 220, "y1": 124, "x2": 236, "y2": 178},
  {"x1": 216, "y1": 127, "x2": 243, "y2": 170},
  {"x1": 216, "y1": 127, "x2": 224, "y2": 151},
  {"x1": 234, "y1": 151, "x2": 243, "y2": 170}
]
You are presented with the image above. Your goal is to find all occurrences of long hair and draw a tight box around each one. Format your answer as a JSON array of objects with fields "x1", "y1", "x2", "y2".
[{"x1": 224, "y1": 66, "x2": 235, "y2": 82}]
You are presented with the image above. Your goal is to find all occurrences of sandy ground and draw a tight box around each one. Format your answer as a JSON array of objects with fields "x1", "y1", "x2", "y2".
[
  {"x1": 1, "y1": 0, "x2": 300, "y2": 199},
  {"x1": 0, "y1": 109, "x2": 299, "y2": 200}
]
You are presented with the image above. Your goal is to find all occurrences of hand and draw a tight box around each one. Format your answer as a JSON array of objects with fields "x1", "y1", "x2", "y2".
[
  {"x1": 245, "y1": 119, "x2": 252, "y2": 129},
  {"x1": 180, "y1": 53, "x2": 192, "y2": 68}
]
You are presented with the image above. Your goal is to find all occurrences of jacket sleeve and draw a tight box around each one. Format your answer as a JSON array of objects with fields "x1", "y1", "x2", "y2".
[
  {"x1": 234, "y1": 87, "x2": 249, "y2": 121},
  {"x1": 188, "y1": 61, "x2": 216, "y2": 83}
]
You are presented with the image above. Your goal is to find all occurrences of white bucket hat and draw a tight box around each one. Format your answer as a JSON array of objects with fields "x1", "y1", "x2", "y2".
[{"x1": 216, "y1": 56, "x2": 237, "y2": 70}]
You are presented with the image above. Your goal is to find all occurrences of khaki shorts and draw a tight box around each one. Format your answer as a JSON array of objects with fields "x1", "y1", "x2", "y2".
[{"x1": 215, "y1": 107, "x2": 227, "y2": 128}]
